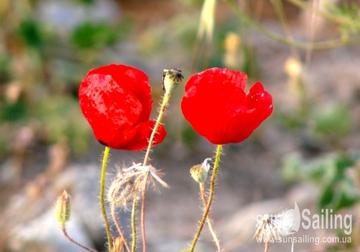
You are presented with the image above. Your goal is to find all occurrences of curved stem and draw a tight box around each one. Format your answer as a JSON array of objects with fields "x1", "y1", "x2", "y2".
[
  {"x1": 131, "y1": 198, "x2": 138, "y2": 252},
  {"x1": 62, "y1": 226, "x2": 98, "y2": 252},
  {"x1": 138, "y1": 78, "x2": 177, "y2": 252},
  {"x1": 100, "y1": 146, "x2": 113, "y2": 251},
  {"x1": 189, "y1": 144, "x2": 223, "y2": 252},
  {"x1": 199, "y1": 184, "x2": 221, "y2": 252},
  {"x1": 270, "y1": 0, "x2": 298, "y2": 56},
  {"x1": 110, "y1": 205, "x2": 131, "y2": 252}
]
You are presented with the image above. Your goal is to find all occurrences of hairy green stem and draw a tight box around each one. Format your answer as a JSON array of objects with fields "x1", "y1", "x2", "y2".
[
  {"x1": 132, "y1": 69, "x2": 182, "y2": 252},
  {"x1": 139, "y1": 91, "x2": 171, "y2": 252},
  {"x1": 199, "y1": 184, "x2": 221, "y2": 251},
  {"x1": 142, "y1": 86, "x2": 173, "y2": 166},
  {"x1": 189, "y1": 144, "x2": 223, "y2": 252},
  {"x1": 100, "y1": 146, "x2": 113, "y2": 251}
]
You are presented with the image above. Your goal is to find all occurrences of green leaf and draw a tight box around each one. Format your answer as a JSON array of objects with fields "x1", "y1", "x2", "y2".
[
  {"x1": 18, "y1": 18, "x2": 44, "y2": 49},
  {"x1": 335, "y1": 154, "x2": 355, "y2": 174},
  {"x1": 312, "y1": 104, "x2": 351, "y2": 138},
  {"x1": 333, "y1": 180, "x2": 360, "y2": 210},
  {"x1": 327, "y1": 3, "x2": 360, "y2": 35},
  {"x1": 71, "y1": 21, "x2": 126, "y2": 50},
  {"x1": 319, "y1": 184, "x2": 335, "y2": 209},
  {"x1": 1, "y1": 100, "x2": 27, "y2": 122}
]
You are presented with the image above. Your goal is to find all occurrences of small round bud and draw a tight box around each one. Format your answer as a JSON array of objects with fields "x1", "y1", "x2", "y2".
[
  {"x1": 190, "y1": 158, "x2": 212, "y2": 184},
  {"x1": 284, "y1": 57, "x2": 303, "y2": 78},
  {"x1": 224, "y1": 32, "x2": 241, "y2": 54},
  {"x1": 162, "y1": 68, "x2": 184, "y2": 94},
  {"x1": 54, "y1": 190, "x2": 71, "y2": 226}
]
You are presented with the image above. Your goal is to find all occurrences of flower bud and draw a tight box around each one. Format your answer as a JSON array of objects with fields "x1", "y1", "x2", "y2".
[
  {"x1": 224, "y1": 32, "x2": 241, "y2": 54},
  {"x1": 54, "y1": 190, "x2": 71, "y2": 226},
  {"x1": 284, "y1": 57, "x2": 302, "y2": 79},
  {"x1": 190, "y1": 158, "x2": 212, "y2": 184}
]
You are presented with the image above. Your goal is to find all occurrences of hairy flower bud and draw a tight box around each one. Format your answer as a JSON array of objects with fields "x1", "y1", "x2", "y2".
[
  {"x1": 55, "y1": 190, "x2": 71, "y2": 226},
  {"x1": 190, "y1": 158, "x2": 212, "y2": 184}
]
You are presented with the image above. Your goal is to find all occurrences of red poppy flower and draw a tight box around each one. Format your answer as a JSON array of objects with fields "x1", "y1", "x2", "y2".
[
  {"x1": 79, "y1": 64, "x2": 166, "y2": 150},
  {"x1": 181, "y1": 67, "x2": 273, "y2": 144}
]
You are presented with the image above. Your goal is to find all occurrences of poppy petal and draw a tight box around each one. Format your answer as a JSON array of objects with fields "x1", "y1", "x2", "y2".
[
  {"x1": 79, "y1": 73, "x2": 144, "y2": 148},
  {"x1": 79, "y1": 64, "x2": 168, "y2": 150},
  {"x1": 122, "y1": 120, "x2": 167, "y2": 151},
  {"x1": 181, "y1": 68, "x2": 273, "y2": 145},
  {"x1": 246, "y1": 82, "x2": 273, "y2": 124},
  {"x1": 87, "y1": 64, "x2": 152, "y2": 123}
]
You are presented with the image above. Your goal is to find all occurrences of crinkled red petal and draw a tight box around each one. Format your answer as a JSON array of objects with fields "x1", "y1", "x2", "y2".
[
  {"x1": 87, "y1": 64, "x2": 152, "y2": 123},
  {"x1": 181, "y1": 68, "x2": 272, "y2": 144},
  {"x1": 122, "y1": 120, "x2": 167, "y2": 151},
  {"x1": 79, "y1": 72, "x2": 145, "y2": 148}
]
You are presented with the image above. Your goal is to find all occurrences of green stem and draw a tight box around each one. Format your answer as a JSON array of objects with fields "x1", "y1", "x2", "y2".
[
  {"x1": 142, "y1": 87, "x2": 173, "y2": 166},
  {"x1": 137, "y1": 70, "x2": 182, "y2": 252},
  {"x1": 139, "y1": 85, "x2": 175, "y2": 252},
  {"x1": 199, "y1": 184, "x2": 221, "y2": 252},
  {"x1": 100, "y1": 146, "x2": 113, "y2": 251},
  {"x1": 189, "y1": 145, "x2": 223, "y2": 252},
  {"x1": 131, "y1": 198, "x2": 138, "y2": 252}
]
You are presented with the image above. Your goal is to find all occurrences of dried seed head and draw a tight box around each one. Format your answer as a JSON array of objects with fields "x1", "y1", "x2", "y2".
[
  {"x1": 254, "y1": 214, "x2": 281, "y2": 243},
  {"x1": 190, "y1": 158, "x2": 212, "y2": 184},
  {"x1": 162, "y1": 68, "x2": 184, "y2": 94},
  {"x1": 54, "y1": 190, "x2": 71, "y2": 226},
  {"x1": 108, "y1": 163, "x2": 169, "y2": 209},
  {"x1": 107, "y1": 170, "x2": 137, "y2": 209}
]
